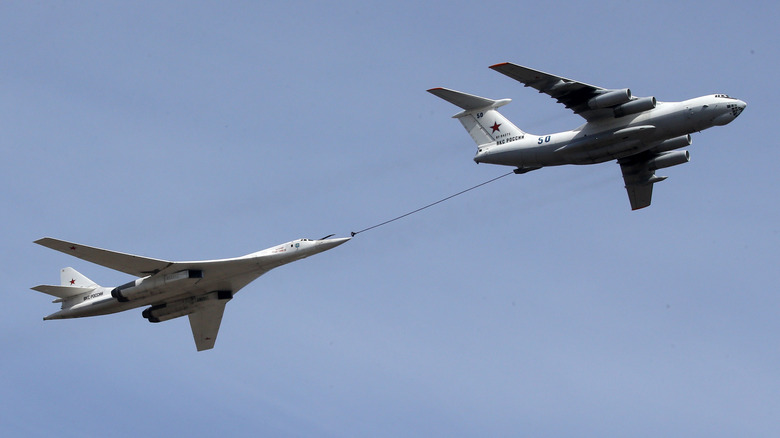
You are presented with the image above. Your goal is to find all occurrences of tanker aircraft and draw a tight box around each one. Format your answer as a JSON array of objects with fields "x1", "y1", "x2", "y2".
[
  {"x1": 429, "y1": 62, "x2": 746, "y2": 209},
  {"x1": 32, "y1": 236, "x2": 350, "y2": 351}
]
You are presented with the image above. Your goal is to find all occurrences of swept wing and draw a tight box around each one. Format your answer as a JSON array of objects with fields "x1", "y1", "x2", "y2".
[
  {"x1": 490, "y1": 62, "x2": 640, "y2": 122},
  {"x1": 35, "y1": 237, "x2": 172, "y2": 277},
  {"x1": 188, "y1": 301, "x2": 228, "y2": 351},
  {"x1": 618, "y1": 149, "x2": 690, "y2": 210}
]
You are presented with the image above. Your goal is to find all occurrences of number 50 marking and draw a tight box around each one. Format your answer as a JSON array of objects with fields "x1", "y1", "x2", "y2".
[{"x1": 537, "y1": 135, "x2": 551, "y2": 144}]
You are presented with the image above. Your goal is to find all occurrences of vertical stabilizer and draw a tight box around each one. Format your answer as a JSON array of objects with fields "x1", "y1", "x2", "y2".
[
  {"x1": 60, "y1": 267, "x2": 98, "y2": 288},
  {"x1": 428, "y1": 88, "x2": 526, "y2": 147}
]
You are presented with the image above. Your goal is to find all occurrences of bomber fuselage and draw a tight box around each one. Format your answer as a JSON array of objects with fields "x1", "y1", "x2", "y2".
[{"x1": 43, "y1": 237, "x2": 350, "y2": 320}]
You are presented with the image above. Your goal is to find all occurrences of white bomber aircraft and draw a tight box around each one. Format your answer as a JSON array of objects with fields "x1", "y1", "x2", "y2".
[
  {"x1": 429, "y1": 63, "x2": 746, "y2": 210},
  {"x1": 32, "y1": 236, "x2": 350, "y2": 351}
]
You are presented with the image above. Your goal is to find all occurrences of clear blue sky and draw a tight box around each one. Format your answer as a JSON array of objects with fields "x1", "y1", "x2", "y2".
[{"x1": 2, "y1": 1, "x2": 778, "y2": 436}]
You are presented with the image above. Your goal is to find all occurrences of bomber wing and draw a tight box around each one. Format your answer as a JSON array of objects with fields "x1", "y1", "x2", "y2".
[
  {"x1": 490, "y1": 62, "x2": 639, "y2": 122},
  {"x1": 35, "y1": 238, "x2": 281, "y2": 290},
  {"x1": 35, "y1": 237, "x2": 172, "y2": 277},
  {"x1": 188, "y1": 299, "x2": 228, "y2": 351}
]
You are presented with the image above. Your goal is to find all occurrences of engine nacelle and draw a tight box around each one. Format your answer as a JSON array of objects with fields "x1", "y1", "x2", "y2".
[
  {"x1": 614, "y1": 96, "x2": 656, "y2": 117},
  {"x1": 142, "y1": 300, "x2": 196, "y2": 323},
  {"x1": 112, "y1": 269, "x2": 203, "y2": 302},
  {"x1": 651, "y1": 135, "x2": 692, "y2": 154},
  {"x1": 142, "y1": 290, "x2": 233, "y2": 323},
  {"x1": 588, "y1": 89, "x2": 632, "y2": 109},
  {"x1": 648, "y1": 150, "x2": 690, "y2": 171}
]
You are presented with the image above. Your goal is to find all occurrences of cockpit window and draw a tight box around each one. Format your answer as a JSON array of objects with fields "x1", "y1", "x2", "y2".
[{"x1": 715, "y1": 94, "x2": 733, "y2": 99}]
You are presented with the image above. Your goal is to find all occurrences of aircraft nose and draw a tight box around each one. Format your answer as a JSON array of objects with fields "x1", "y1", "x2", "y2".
[
  {"x1": 736, "y1": 100, "x2": 747, "y2": 117},
  {"x1": 315, "y1": 237, "x2": 351, "y2": 251}
]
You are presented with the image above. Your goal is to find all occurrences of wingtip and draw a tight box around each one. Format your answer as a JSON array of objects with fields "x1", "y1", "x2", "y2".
[{"x1": 489, "y1": 62, "x2": 511, "y2": 70}]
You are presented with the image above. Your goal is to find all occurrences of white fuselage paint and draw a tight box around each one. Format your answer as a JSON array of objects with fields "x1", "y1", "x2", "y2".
[
  {"x1": 474, "y1": 95, "x2": 746, "y2": 168},
  {"x1": 43, "y1": 237, "x2": 350, "y2": 320}
]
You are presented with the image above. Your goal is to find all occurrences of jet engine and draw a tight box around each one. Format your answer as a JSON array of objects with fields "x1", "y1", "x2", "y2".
[
  {"x1": 613, "y1": 97, "x2": 656, "y2": 117},
  {"x1": 648, "y1": 150, "x2": 690, "y2": 171},
  {"x1": 142, "y1": 290, "x2": 232, "y2": 323},
  {"x1": 651, "y1": 135, "x2": 692, "y2": 154},
  {"x1": 588, "y1": 89, "x2": 632, "y2": 109},
  {"x1": 142, "y1": 301, "x2": 195, "y2": 323},
  {"x1": 111, "y1": 269, "x2": 203, "y2": 302}
]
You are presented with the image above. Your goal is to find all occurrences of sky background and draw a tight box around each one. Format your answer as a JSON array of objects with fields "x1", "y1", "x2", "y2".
[{"x1": 2, "y1": 1, "x2": 778, "y2": 436}]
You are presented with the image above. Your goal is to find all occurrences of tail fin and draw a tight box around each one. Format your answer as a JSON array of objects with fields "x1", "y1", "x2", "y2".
[
  {"x1": 428, "y1": 88, "x2": 526, "y2": 147},
  {"x1": 61, "y1": 267, "x2": 98, "y2": 288},
  {"x1": 32, "y1": 267, "x2": 99, "y2": 303}
]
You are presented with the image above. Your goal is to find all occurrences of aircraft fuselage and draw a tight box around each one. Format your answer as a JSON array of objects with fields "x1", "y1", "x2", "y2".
[
  {"x1": 42, "y1": 237, "x2": 350, "y2": 321},
  {"x1": 474, "y1": 94, "x2": 745, "y2": 168}
]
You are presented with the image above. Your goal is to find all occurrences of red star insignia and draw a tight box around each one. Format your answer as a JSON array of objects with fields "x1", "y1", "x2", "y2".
[
  {"x1": 70, "y1": 246, "x2": 76, "y2": 250},
  {"x1": 490, "y1": 122, "x2": 501, "y2": 133},
  {"x1": 70, "y1": 279, "x2": 76, "y2": 285}
]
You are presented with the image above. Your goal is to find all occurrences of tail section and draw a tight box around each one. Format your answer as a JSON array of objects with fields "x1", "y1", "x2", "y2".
[
  {"x1": 60, "y1": 267, "x2": 98, "y2": 288},
  {"x1": 428, "y1": 88, "x2": 526, "y2": 147},
  {"x1": 32, "y1": 267, "x2": 99, "y2": 302}
]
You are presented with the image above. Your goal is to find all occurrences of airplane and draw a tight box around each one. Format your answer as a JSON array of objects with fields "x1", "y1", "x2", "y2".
[
  {"x1": 32, "y1": 235, "x2": 350, "y2": 351},
  {"x1": 428, "y1": 62, "x2": 746, "y2": 210}
]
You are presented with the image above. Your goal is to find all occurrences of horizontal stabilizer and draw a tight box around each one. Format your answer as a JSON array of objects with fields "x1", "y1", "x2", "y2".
[
  {"x1": 32, "y1": 284, "x2": 95, "y2": 299},
  {"x1": 427, "y1": 88, "x2": 510, "y2": 113}
]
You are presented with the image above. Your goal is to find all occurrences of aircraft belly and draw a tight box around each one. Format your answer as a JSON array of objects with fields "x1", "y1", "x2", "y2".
[
  {"x1": 486, "y1": 142, "x2": 565, "y2": 167},
  {"x1": 163, "y1": 268, "x2": 265, "y2": 300},
  {"x1": 46, "y1": 296, "x2": 132, "y2": 319}
]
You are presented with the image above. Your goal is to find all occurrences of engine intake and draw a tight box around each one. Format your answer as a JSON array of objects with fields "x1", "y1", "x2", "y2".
[
  {"x1": 588, "y1": 89, "x2": 632, "y2": 109},
  {"x1": 112, "y1": 269, "x2": 203, "y2": 302},
  {"x1": 143, "y1": 301, "x2": 197, "y2": 323},
  {"x1": 614, "y1": 97, "x2": 656, "y2": 117},
  {"x1": 648, "y1": 150, "x2": 690, "y2": 171},
  {"x1": 651, "y1": 135, "x2": 691, "y2": 154},
  {"x1": 142, "y1": 290, "x2": 233, "y2": 323}
]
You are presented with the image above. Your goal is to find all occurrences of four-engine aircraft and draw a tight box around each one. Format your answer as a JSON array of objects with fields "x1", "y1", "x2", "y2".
[
  {"x1": 32, "y1": 236, "x2": 350, "y2": 351},
  {"x1": 429, "y1": 62, "x2": 746, "y2": 210}
]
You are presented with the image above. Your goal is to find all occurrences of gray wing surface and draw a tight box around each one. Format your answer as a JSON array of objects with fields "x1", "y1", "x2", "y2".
[
  {"x1": 35, "y1": 237, "x2": 172, "y2": 277},
  {"x1": 489, "y1": 62, "x2": 613, "y2": 121},
  {"x1": 623, "y1": 176, "x2": 655, "y2": 211},
  {"x1": 427, "y1": 87, "x2": 499, "y2": 111},
  {"x1": 188, "y1": 300, "x2": 227, "y2": 351},
  {"x1": 618, "y1": 152, "x2": 666, "y2": 210}
]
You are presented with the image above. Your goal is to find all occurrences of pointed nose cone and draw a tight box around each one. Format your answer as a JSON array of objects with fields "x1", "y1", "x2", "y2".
[{"x1": 315, "y1": 236, "x2": 351, "y2": 252}]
